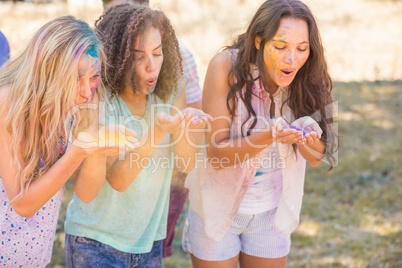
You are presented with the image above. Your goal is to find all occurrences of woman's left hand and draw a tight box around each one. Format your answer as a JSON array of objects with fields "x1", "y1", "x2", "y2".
[
  {"x1": 276, "y1": 128, "x2": 304, "y2": 144},
  {"x1": 181, "y1": 107, "x2": 213, "y2": 130},
  {"x1": 274, "y1": 117, "x2": 304, "y2": 144},
  {"x1": 156, "y1": 108, "x2": 212, "y2": 136},
  {"x1": 291, "y1": 116, "x2": 323, "y2": 146},
  {"x1": 304, "y1": 131, "x2": 321, "y2": 147}
]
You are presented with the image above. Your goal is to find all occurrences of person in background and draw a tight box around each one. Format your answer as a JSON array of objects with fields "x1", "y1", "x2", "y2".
[
  {"x1": 102, "y1": 0, "x2": 203, "y2": 258},
  {"x1": 0, "y1": 31, "x2": 10, "y2": 67}
]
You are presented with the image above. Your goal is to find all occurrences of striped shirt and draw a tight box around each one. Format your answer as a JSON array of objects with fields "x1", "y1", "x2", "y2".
[{"x1": 179, "y1": 40, "x2": 202, "y2": 105}]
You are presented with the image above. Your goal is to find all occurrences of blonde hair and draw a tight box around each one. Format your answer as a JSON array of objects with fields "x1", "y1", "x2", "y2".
[{"x1": 0, "y1": 16, "x2": 105, "y2": 195}]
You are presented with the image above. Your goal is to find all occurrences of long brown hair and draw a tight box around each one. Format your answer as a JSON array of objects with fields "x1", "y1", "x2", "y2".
[
  {"x1": 95, "y1": 3, "x2": 182, "y2": 102},
  {"x1": 226, "y1": 0, "x2": 338, "y2": 167}
]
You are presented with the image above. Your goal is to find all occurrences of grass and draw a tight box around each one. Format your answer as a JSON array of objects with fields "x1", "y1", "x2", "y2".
[{"x1": 48, "y1": 80, "x2": 402, "y2": 267}]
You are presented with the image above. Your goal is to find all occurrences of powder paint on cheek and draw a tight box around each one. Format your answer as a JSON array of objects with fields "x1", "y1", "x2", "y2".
[
  {"x1": 265, "y1": 47, "x2": 282, "y2": 77},
  {"x1": 91, "y1": 79, "x2": 99, "y2": 96},
  {"x1": 90, "y1": 57, "x2": 102, "y2": 74},
  {"x1": 89, "y1": 68, "x2": 101, "y2": 99},
  {"x1": 89, "y1": 56, "x2": 101, "y2": 96}
]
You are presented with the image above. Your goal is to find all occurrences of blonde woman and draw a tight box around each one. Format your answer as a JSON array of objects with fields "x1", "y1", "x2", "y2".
[{"x1": 0, "y1": 16, "x2": 136, "y2": 266}]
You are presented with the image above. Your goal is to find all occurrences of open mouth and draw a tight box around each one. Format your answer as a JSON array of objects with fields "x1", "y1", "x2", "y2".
[
  {"x1": 147, "y1": 78, "x2": 156, "y2": 86},
  {"x1": 281, "y1": 69, "x2": 295, "y2": 77}
]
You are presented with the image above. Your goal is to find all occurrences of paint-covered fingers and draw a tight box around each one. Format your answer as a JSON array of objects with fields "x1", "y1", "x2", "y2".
[
  {"x1": 276, "y1": 128, "x2": 303, "y2": 144},
  {"x1": 273, "y1": 117, "x2": 290, "y2": 132},
  {"x1": 291, "y1": 116, "x2": 322, "y2": 139},
  {"x1": 181, "y1": 107, "x2": 213, "y2": 129},
  {"x1": 303, "y1": 122, "x2": 322, "y2": 139},
  {"x1": 305, "y1": 131, "x2": 321, "y2": 145},
  {"x1": 189, "y1": 113, "x2": 213, "y2": 129},
  {"x1": 99, "y1": 124, "x2": 139, "y2": 149},
  {"x1": 156, "y1": 108, "x2": 212, "y2": 137},
  {"x1": 72, "y1": 125, "x2": 140, "y2": 157},
  {"x1": 116, "y1": 124, "x2": 137, "y2": 140},
  {"x1": 156, "y1": 112, "x2": 187, "y2": 135}
]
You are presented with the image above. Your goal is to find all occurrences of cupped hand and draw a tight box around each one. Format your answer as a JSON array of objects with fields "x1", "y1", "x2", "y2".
[
  {"x1": 180, "y1": 107, "x2": 213, "y2": 129},
  {"x1": 73, "y1": 124, "x2": 139, "y2": 157},
  {"x1": 276, "y1": 128, "x2": 304, "y2": 144},
  {"x1": 304, "y1": 131, "x2": 322, "y2": 146},
  {"x1": 273, "y1": 117, "x2": 302, "y2": 144},
  {"x1": 156, "y1": 112, "x2": 191, "y2": 135},
  {"x1": 156, "y1": 108, "x2": 212, "y2": 135},
  {"x1": 291, "y1": 116, "x2": 323, "y2": 139}
]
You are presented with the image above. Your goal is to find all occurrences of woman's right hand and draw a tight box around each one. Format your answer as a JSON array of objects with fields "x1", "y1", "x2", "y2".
[
  {"x1": 155, "y1": 111, "x2": 193, "y2": 136},
  {"x1": 156, "y1": 109, "x2": 212, "y2": 136},
  {"x1": 72, "y1": 124, "x2": 139, "y2": 157},
  {"x1": 274, "y1": 117, "x2": 304, "y2": 144}
]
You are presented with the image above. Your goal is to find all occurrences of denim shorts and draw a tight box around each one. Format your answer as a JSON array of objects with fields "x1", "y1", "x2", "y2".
[
  {"x1": 65, "y1": 234, "x2": 162, "y2": 268},
  {"x1": 182, "y1": 207, "x2": 291, "y2": 261}
]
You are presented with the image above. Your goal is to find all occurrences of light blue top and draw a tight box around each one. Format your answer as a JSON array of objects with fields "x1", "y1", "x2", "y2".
[{"x1": 65, "y1": 80, "x2": 186, "y2": 254}]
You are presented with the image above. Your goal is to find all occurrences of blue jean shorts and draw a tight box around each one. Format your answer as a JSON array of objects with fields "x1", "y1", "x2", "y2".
[
  {"x1": 182, "y1": 207, "x2": 291, "y2": 261},
  {"x1": 65, "y1": 234, "x2": 162, "y2": 268}
]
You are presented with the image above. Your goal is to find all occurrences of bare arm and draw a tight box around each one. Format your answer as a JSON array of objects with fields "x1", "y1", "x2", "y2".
[
  {"x1": 0, "y1": 125, "x2": 87, "y2": 218},
  {"x1": 105, "y1": 88, "x2": 208, "y2": 191},
  {"x1": 0, "y1": 84, "x2": 137, "y2": 215},
  {"x1": 0, "y1": 86, "x2": 89, "y2": 217},
  {"x1": 275, "y1": 117, "x2": 326, "y2": 167},
  {"x1": 203, "y1": 52, "x2": 274, "y2": 169},
  {"x1": 105, "y1": 119, "x2": 173, "y2": 192},
  {"x1": 72, "y1": 125, "x2": 138, "y2": 202},
  {"x1": 187, "y1": 99, "x2": 202, "y2": 110},
  {"x1": 170, "y1": 89, "x2": 210, "y2": 173},
  {"x1": 73, "y1": 156, "x2": 107, "y2": 203},
  {"x1": 297, "y1": 132, "x2": 326, "y2": 167}
]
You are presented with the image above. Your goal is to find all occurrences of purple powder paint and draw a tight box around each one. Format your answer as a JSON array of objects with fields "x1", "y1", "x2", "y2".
[
  {"x1": 76, "y1": 45, "x2": 86, "y2": 60},
  {"x1": 290, "y1": 125, "x2": 306, "y2": 136},
  {"x1": 191, "y1": 112, "x2": 211, "y2": 124}
]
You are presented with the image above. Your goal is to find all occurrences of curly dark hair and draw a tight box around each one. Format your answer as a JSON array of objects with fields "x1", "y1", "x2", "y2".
[
  {"x1": 95, "y1": 4, "x2": 182, "y2": 102},
  {"x1": 226, "y1": 0, "x2": 338, "y2": 168}
]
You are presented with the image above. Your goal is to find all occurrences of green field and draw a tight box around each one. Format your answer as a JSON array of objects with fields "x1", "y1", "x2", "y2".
[{"x1": 49, "y1": 80, "x2": 402, "y2": 268}]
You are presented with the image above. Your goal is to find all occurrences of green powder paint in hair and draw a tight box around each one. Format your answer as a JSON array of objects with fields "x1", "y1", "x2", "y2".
[{"x1": 86, "y1": 44, "x2": 99, "y2": 58}]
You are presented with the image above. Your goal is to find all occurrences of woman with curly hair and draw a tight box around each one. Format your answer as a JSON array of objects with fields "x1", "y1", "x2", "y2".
[
  {"x1": 183, "y1": 0, "x2": 338, "y2": 267},
  {"x1": 0, "y1": 16, "x2": 134, "y2": 267},
  {"x1": 64, "y1": 4, "x2": 210, "y2": 267}
]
